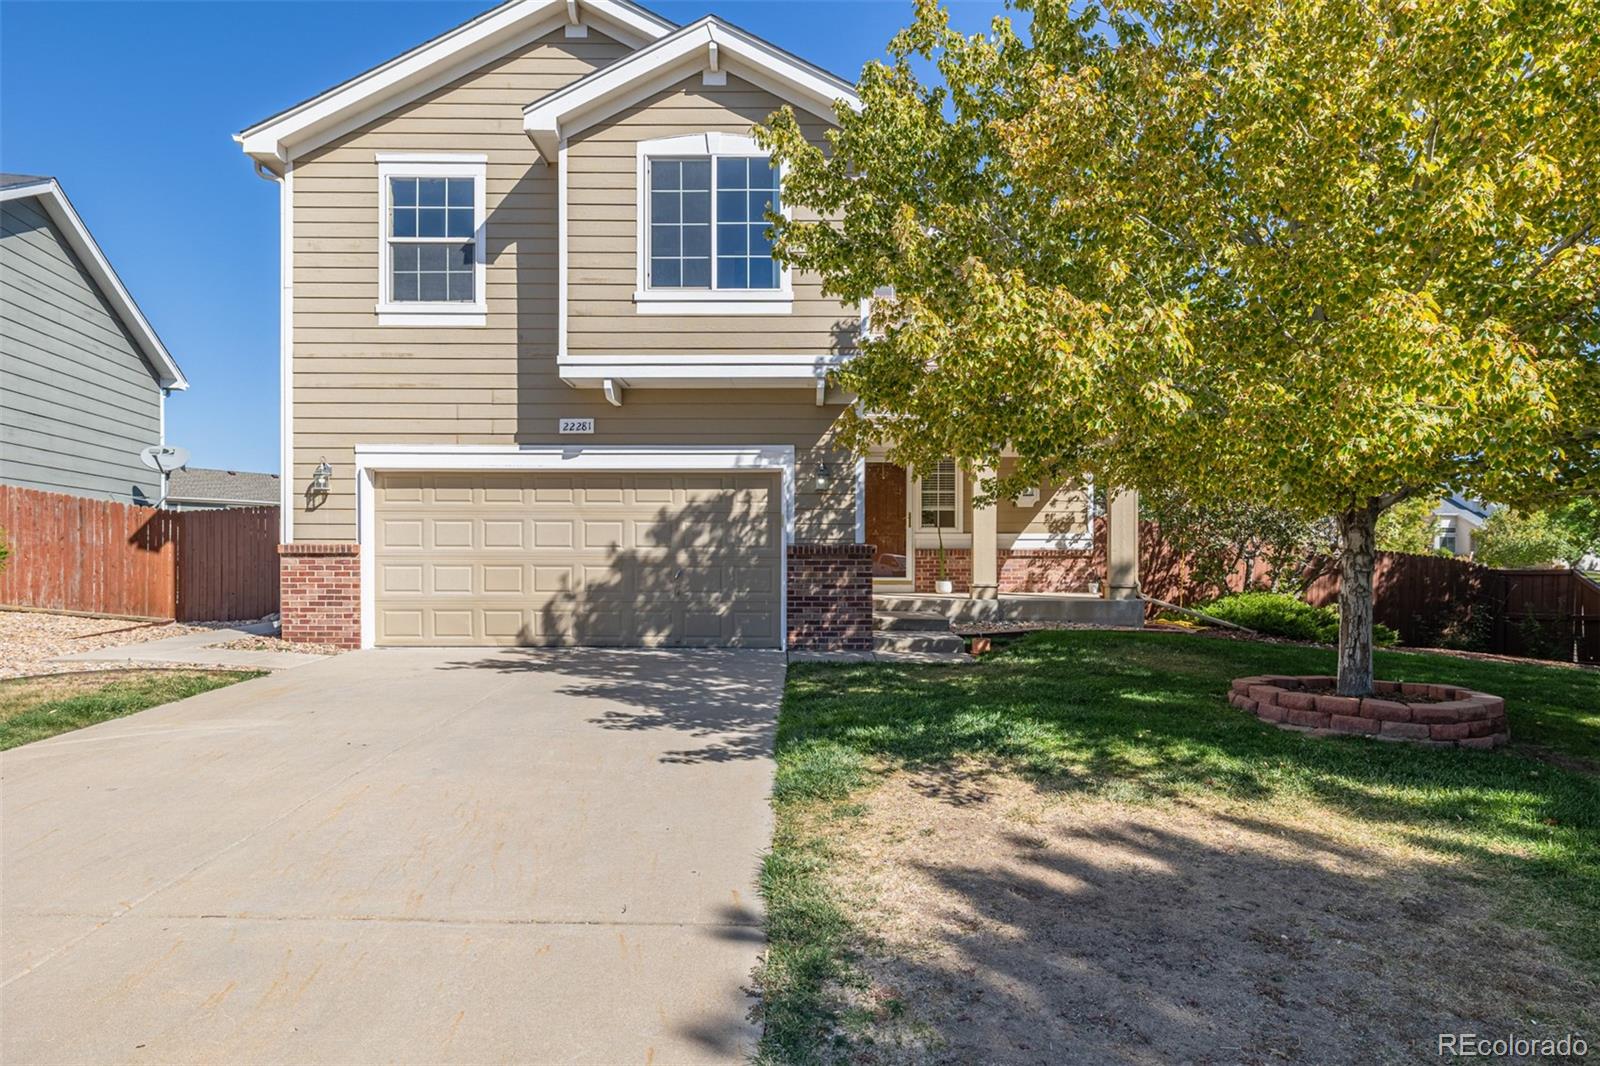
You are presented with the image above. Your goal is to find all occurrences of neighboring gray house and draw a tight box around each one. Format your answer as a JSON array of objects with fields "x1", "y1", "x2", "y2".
[
  {"x1": 164, "y1": 467, "x2": 278, "y2": 510},
  {"x1": 1, "y1": 174, "x2": 188, "y2": 505}
]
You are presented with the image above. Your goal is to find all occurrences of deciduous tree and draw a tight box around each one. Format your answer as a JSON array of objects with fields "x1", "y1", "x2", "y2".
[{"x1": 760, "y1": 0, "x2": 1600, "y2": 694}]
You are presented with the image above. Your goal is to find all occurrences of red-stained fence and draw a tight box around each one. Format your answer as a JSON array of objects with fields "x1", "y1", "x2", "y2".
[
  {"x1": 1304, "y1": 551, "x2": 1600, "y2": 665},
  {"x1": 0, "y1": 485, "x2": 278, "y2": 622}
]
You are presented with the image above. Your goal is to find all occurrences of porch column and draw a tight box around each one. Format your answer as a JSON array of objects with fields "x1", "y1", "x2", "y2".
[
  {"x1": 1106, "y1": 488, "x2": 1140, "y2": 600},
  {"x1": 970, "y1": 466, "x2": 999, "y2": 599}
]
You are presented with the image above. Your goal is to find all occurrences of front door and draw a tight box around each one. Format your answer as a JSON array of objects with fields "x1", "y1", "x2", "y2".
[{"x1": 865, "y1": 462, "x2": 910, "y2": 581}]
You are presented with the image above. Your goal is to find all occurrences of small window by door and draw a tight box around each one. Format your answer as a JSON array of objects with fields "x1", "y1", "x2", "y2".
[{"x1": 918, "y1": 460, "x2": 960, "y2": 530}]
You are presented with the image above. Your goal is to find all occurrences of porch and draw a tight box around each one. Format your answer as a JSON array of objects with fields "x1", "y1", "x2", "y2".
[{"x1": 861, "y1": 456, "x2": 1140, "y2": 614}]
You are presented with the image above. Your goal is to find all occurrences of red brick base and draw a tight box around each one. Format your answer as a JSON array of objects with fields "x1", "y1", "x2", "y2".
[
  {"x1": 278, "y1": 543, "x2": 360, "y2": 649},
  {"x1": 1229, "y1": 676, "x2": 1508, "y2": 747},
  {"x1": 913, "y1": 547, "x2": 1098, "y2": 594},
  {"x1": 788, "y1": 543, "x2": 873, "y2": 651}
]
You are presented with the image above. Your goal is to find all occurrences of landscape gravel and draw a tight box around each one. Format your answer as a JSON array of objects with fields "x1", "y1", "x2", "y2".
[{"x1": 1, "y1": 611, "x2": 213, "y2": 679}]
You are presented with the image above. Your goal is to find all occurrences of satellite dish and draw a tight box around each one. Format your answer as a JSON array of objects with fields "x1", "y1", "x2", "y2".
[{"x1": 140, "y1": 445, "x2": 190, "y2": 473}]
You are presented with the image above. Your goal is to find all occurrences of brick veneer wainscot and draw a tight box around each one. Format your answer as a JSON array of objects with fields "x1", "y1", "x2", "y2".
[
  {"x1": 788, "y1": 543, "x2": 873, "y2": 651},
  {"x1": 278, "y1": 543, "x2": 360, "y2": 649},
  {"x1": 913, "y1": 547, "x2": 1098, "y2": 594}
]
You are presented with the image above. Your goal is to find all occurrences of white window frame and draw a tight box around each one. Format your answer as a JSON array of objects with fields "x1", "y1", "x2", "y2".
[
  {"x1": 375, "y1": 153, "x2": 488, "y2": 326},
  {"x1": 914, "y1": 460, "x2": 964, "y2": 533},
  {"x1": 633, "y1": 133, "x2": 794, "y2": 315}
]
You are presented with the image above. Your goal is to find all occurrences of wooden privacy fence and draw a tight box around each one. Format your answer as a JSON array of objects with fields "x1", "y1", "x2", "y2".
[
  {"x1": 0, "y1": 485, "x2": 279, "y2": 621},
  {"x1": 1304, "y1": 551, "x2": 1600, "y2": 665}
]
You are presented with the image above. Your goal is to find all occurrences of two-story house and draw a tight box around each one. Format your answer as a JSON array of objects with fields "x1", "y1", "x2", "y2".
[
  {"x1": 237, "y1": 0, "x2": 1140, "y2": 651},
  {"x1": 1, "y1": 174, "x2": 188, "y2": 505}
]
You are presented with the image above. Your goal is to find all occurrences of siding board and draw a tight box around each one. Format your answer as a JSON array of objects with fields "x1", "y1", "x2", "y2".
[
  {"x1": 288, "y1": 28, "x2": 858, "y2": 544},
  {"x1": 1, "y1": 197, "x2": 163, "y2": 503}
]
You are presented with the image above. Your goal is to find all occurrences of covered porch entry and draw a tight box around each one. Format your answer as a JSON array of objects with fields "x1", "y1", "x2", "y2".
[{"x1": 861, "y1": 454, "x2": 1140, "y2": 607}]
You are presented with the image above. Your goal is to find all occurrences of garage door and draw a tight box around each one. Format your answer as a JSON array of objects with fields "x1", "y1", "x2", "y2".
[{"x1": 373, "y1": 471, "x2": 782, "y2": 647}]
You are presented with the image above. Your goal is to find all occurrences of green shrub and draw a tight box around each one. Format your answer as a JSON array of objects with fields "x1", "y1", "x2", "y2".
[{"x1": 1196, "y1": 591, "x2": 1398, "y2": 646}]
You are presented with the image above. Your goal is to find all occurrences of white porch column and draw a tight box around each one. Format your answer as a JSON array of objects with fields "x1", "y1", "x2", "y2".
[
  {"x1": 1106, "y1": 488, "x2": 1140, "y2": 600},
  {"x1": 970, "y1": 467, "x2": 999, "y2": 599}
]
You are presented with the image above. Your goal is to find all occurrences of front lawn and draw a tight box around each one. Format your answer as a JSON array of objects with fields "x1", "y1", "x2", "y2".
[
  {"x1": 0, "y1": 669, "x2": 263, "y2": 750},
  {"x1": 759, "y1": 631, "x2": 1599, "y2": 1063}
]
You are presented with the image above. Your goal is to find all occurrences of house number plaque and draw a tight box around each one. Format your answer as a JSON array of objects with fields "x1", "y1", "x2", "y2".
[{"x1": 558, "y1": 418, "x2": 595, "y2": 434}]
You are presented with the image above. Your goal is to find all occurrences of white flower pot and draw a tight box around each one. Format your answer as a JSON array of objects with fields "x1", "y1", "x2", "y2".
[{"x1": 935, "y1": 579, "x2": 955, "y2": 595}]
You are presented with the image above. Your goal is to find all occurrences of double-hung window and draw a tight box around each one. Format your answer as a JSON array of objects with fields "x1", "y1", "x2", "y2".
[
  {"x1": 635, "y1": 134, "x2": 790, "y2": 313},
  {"x1": 375, "y1": 154, "x2": 487, "y2": 326},
  {"x1": 918, "y1": 460, "x2": 961, "y2": 530}
]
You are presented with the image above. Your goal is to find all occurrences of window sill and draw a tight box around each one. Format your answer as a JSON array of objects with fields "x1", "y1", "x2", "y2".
[
  {"x1": 632, "y1": 290, "x2": 793, "y2": 316},
  {"x1": 375, "y1": 302, "x2": 487, "y2": 327}
]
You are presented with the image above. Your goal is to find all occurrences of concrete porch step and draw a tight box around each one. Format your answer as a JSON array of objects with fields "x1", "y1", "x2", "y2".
[
  {"x1": 873, "y1": 630, "x2": 967, "y2": 655},
  {"x1": 873, "y1": 593, "x2": 1145, "y2": 628},
  {"x1": 873, "y1": 609, "x2": 954, "y2": 633}
]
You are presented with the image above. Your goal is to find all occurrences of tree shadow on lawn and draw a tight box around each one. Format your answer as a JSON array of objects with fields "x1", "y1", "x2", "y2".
[
  {"x1": 819, "y1": 770, "x2": 1597, "y2": 1064},
  {"x1": 780, "y1": 632, "x2": 1600, "y2": 968}
]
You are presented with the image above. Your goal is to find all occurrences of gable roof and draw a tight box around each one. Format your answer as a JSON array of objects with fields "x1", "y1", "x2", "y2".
[
  {"x1": 235, "y1": 0, "x2": 676, "y2": 170},
  {"x1": 522, "y1": 15, "x2": 861, "y2": 159},
  {"x1": 0, "y1": 176, "x2": 188, "y2": 390},
  {"x1": 1441, "y1": 494, "x2": 1491, "y2": 522},
  {"x1": 166, "y1": 467, "x2": 280, "y2": 505}
]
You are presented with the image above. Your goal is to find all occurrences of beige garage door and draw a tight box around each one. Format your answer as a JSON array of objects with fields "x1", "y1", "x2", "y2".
[{"x1": 374, "y1": 471, "x2": 782, "y2": 647}]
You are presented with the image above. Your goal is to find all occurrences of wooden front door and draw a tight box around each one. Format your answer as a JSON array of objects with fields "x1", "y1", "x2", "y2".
[{"x1": 865, "y1": 462, "x2": 909, "y2": 579}]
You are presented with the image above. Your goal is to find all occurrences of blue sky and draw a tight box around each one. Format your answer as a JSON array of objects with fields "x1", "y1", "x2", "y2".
[{"x1": 1, "y1": 0, "x2": 1010, "y2": 475}]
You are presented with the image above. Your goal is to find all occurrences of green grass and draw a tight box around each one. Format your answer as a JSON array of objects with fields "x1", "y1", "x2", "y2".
[
  {"x1": 757, "y1": 630, "x2": 1600, "y2": 1063},
  {"x1": 0, "y1": 669, "x2": 263, "y2": 750}
]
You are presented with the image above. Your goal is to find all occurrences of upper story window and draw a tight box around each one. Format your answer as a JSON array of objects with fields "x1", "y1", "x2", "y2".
[
  {"x1": 634, "y1": 133, "x2": 792, "y2": 314},
  {"x1": 375, "y1": 154, "x2": 486, "y2": 326},
  {"x1": 646, "y1": 155, "x2": 780, "y2": 290}
]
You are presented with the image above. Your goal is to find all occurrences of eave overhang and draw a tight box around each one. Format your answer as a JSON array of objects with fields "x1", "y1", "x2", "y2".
[
  {"x1": 234, "y1": 0, "x2": 676, "y2": 170},
  {"x1": 522, "y1": 16, "x2": 862, "y2": 160}
]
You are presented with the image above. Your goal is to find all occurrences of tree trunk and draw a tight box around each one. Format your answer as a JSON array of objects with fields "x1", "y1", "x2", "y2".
[{"x1": 1335, "y1": 505, "x2": 1379, "y2": 696}]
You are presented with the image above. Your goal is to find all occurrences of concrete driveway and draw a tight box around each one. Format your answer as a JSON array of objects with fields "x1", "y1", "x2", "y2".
[{"x1": 1, "y1": 648, "x2": 783, "y2": 1064}]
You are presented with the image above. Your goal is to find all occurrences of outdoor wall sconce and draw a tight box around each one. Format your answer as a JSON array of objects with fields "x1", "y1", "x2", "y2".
[
  {"x1": 813, "y1": 461, "x2": 835, "y2": 491},
  {"x1": 305, "y1": 457, "x2": 332, "y2": 510}
]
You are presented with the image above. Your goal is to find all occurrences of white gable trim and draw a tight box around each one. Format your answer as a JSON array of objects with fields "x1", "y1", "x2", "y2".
[
  {"x1": 523, "y1": 16, "x2": 861, "y2": 160},
  {"x1": 0, "y1": 179, "x2": 187, "y2": 390},
  {"x1": 235, "y1": 0, "x2": 675, "y2": 168}
]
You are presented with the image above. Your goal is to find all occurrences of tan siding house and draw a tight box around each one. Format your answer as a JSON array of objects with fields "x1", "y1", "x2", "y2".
[{"x1": 237, "y1": 0, "x2": 1139, "y2": 650}]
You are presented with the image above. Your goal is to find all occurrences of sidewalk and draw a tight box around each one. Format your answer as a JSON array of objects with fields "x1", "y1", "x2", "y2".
[{"x1": 48, "y1": 619, "x2": 332, "y2": 673}]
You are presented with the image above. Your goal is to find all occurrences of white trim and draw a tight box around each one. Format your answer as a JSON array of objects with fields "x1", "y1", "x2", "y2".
[
  {"x1": 235, "y1": 0, "x2": 674, "y2": 167},
  {"x1": 374, "y1": 156, "x2": 488, "y2": 326},
  {"x1": 1003, "y1": 532, "x2": 1095, "y2": 551},
  {"x1": 522, "y1": 17, "x2": 860, "y2": 159},
  {"x1": 353, "y1": 443, "x2": 796, "y2": 651},
  {"x1": 632, "y1": 133, "x2": 794, "y2": 306},
  {"x1": 633, "y1": 295, "x2": 793, "y2": 315},
  {"x1": 854, "y1": 457, "x2": 866, "y2": 544},
  {"x1": 557, "y1": 136, "x2": 569, "y2": 356},
  {"x1": 0, "y1": 179, "x2": 187, "y2": 390},
  {"x1": 557, "y1": 351, "x2": 848, "y2": 390},
  {"x1": 913, "y1": 460, "x2": 964, "y2": 533},
  {"x1": 280, "y1": 165, "x2": 295, "y2": 540}
]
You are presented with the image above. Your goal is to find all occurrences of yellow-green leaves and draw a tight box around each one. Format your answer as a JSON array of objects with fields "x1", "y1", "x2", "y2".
[{"x1": 758, "y1": 0, "x2": 1599, "y2": 517}]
